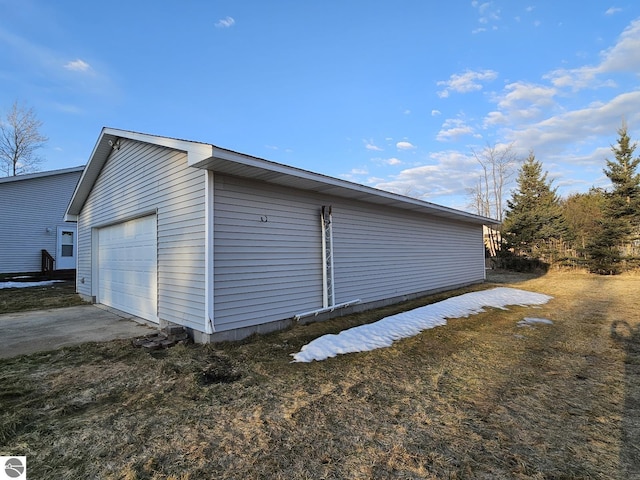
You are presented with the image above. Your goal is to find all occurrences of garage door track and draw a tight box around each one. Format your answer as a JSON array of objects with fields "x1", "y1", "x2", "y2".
[{"x1": 0, "y1": 305, "x2": 156, "y2": 359}]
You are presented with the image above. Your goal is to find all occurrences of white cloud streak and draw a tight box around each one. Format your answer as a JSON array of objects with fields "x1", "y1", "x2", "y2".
[
  {"x1": 436, "y1": 118, "x2": 478, "y2": 142},
  {"x1": 215, "y1": 16, "x2": 236, "y2": 28},
  {"x1": 364, "y1": 139, "x2": 383, "y2": 151},
  {"x1": 545, "y1": 18, "x2": 640, "y2": 90},
  {"x1": 437, "y1": 69, "x2": 498, "y2": 97},
  {"x1": 64, "y1": 59, "x2": 91, "y2": 72},
  {"x1": 396, "y1": 141, "x2": 416, "y2": 150}
]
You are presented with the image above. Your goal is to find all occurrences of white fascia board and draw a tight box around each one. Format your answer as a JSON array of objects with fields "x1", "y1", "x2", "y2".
[
  {"x1": 192, "y1": 147, "x2": 497, "y2": 225},
  {"x1": 106, "y1": 128, "x2": 214, "y2": 165},
  {"x1": 65, "y1": 128, "x2": 214, "y2": 219}
]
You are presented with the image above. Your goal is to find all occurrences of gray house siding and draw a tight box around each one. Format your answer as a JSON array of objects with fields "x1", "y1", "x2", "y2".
[
  {"x1": 332, "y1": 204, "x2": 485, "y2": 304},
  {"x1": 0, "y1": 169, "x2": 81, "y2": 274},
  {"x1": 213, "y1": 175, "x2": 324, "y2": 331},
  {"x1": 76, "y1": 139, "x2": 207, "y2": 331},
  {"x1": 211, "y1": 175, "x2": 485, "y2": 332}
]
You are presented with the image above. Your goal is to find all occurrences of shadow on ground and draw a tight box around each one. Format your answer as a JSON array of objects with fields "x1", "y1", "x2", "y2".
[
  {"x1": 610, "y1": 320, "x2": 640, "y2": 477},
  {"x1": 484, "y1": 268, "x2": 547, "y2": 285}
]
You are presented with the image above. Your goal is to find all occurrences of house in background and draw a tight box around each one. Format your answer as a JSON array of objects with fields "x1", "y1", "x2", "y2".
[
  {"x1": 66, "y1": 128, "x2": 494, "y2": 342},
  {"x1": 0, "y1": 166, "x2": 84, "y2": 275}
]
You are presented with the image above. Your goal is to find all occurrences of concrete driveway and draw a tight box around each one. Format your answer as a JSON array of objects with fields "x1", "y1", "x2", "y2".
[{"x1": 0, "y1": 305, "x2": 156, "y2": 359}]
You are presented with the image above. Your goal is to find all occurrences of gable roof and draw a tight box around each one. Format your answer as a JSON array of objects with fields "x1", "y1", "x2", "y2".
[
  {"x1": 66, "y1": 127, "x2": 496, "y2": 225},
  {"x1": 0, "y1": 166, "x2": 84, "y2": 185}
]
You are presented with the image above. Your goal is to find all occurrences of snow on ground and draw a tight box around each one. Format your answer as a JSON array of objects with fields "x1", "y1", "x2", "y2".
[
  {"x1": 0, "y1": 280, "x2": 64, "y2": 289},
  {"x1": 518, "y1": 317, "x2": 554, "y2": 327},
  {"x1": 291, "y1": 287, "x2": 553, "y2": 363}
]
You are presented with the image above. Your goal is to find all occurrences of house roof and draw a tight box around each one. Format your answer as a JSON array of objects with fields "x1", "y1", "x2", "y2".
[
  {"x1": 65, "y1": 127, "x2": 497, "y2": 225},
  {"x1": 0, "y1": 165, "x2": 84, "y2": 184}
]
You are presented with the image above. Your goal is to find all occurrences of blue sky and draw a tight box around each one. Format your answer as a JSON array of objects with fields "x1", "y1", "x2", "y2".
[{"x1": 2, "y1": 1, "x2": 640, "y2": 211}]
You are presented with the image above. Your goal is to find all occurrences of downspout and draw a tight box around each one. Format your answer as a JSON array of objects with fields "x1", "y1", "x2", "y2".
[{"x1": 321, "y1": 207, "x2": 328, "y2": 308}]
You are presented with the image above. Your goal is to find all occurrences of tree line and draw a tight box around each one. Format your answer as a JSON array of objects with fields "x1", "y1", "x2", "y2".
[{"x1": 475, "y1": 123, "x2": 640, "y2": 275}]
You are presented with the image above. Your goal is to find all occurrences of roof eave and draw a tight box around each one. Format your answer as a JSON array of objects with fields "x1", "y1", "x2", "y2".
[
  {"x1": 66, "y1": 127, "x2": 496, "y2": 226},
  {"x1": 189, "y1": 147, "x2": 496, "y2": 225},
  {"x1": 65, "y1": 128, "x2": 213, "y2": 219}
]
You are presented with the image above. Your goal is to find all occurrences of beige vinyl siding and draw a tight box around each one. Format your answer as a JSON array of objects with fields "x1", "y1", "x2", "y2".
[
  {"x1": 76, "y1": 139, "x2": 206, "y2": 330},
  {"x1": 332, "y1": 204, "x2": 485, "y2": 304},
  {"x1": 213, "y1": 175, "x2": 323, "y2": 330},
  {"x1": 0, "y1": 171, "x2": 81, "y2": 274},
  {"x1": 212, "y1": 175, "x2": 485, "y2": 332}
]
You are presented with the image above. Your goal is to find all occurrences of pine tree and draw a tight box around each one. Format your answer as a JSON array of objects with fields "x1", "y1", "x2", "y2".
[
  {"x1": 604, "y1": 123, "x2": 640, "y2": 241},
  {"x1": 587, "y1": 123, "x2": 640, "y2": 273},
  {"x1": 502, "y1": 153, "x2": 566, "y2": 261}
]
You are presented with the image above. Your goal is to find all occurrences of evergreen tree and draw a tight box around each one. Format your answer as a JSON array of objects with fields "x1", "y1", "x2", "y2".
[
  {"x1": 603, "y1": 123, "x2": 640, "y2": 241},
  {"x1": 502, "y1": 153, "x2": 566, "y2": 260},
  {"x1": 587, "y1": 123, "x2": 640, "y2": 273}
]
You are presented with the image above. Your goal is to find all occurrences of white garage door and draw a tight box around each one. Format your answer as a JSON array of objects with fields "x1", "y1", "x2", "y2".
[{"x1": 97, "y1": 215, "x2": 158, "y2": 323}]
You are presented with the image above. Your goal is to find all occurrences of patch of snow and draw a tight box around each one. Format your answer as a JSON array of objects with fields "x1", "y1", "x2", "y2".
[
  {"x1": 291, "y1": 287, "x2": 553, "y2": 363},
  {"x1": 517, "y1": 317, "x2": 554, "y2": 327},
  {"x1": 0, "y1": 280, "x2": 64, "y2": 289}
]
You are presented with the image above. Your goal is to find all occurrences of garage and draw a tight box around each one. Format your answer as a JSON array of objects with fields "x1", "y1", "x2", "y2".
[{"x1": 97, "y1": 215, "x2": 158, "y2": 323}]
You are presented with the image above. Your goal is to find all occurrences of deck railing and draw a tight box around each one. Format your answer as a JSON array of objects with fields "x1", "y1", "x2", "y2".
[{"x1": 41, "y1": 249, "x2": 55, "y2": 277}]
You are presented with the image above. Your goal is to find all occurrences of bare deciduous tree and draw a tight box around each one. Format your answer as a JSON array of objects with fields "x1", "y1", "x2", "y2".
[
  {"x1": 0, "y1": 101, "x2": 48, "y2": 176},
  {"x1": 466, "y1": 142, "x2": 519, "y2": 256}
]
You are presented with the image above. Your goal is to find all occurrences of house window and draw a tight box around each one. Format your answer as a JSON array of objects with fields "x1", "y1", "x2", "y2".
[{"x1": 61, "y1": 231, "x2": 74, "y2": 257}]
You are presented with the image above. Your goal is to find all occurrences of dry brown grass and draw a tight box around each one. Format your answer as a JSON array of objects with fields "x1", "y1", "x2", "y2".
[
  {"x1": 0, "y1": 280, "x2": 86, "y2": 314},
  {"x1": 1, "y1": 271, "x2": 639, "y2": 479}
]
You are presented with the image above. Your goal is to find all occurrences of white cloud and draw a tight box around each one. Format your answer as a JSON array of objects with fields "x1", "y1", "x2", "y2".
[
  {"x1": 484, "y1": 82, "x2": 558, "y2": 125},
  {"x1": 605, "y1": 7, "x2": 622, "y2": 15},
  {"x1": 52, "y1": 102, "x2": 83, "y2": 114},
  {"x1": 215, "y1": 16, "x2": 235, "y2": 28},
  {"x1": 364, "y1": 139, "x2": 383, "y2": 151},
  {"x1": 373, "y1": 150, "x2": 479, "y2": 202},
  {"x1": 437, "y1": 69, "x2": 498, "y2": 97},
  {"x1": 496, "y1": 82, "x2": 557, "y2": 110},
  {"x1": 483, "y1": 111, "x2": 507, "y2": 126},
  {"x1": 64, "y1": 59, "x2": 91, "y2": 72},
  {"x1": 471, "y1": 1, "x2": 501, "y2": 32},
  {"x1": 545, "y1": 18, "x2": 640, "y2": 90},
  {"x1": 599, "y1": 18, "x2": 640, "y2": 71},
  {"x1": 396, "y1": 141, "x2": 416, "y2": 150},
  {"x1": 366, "y1": 17, "x2": 640, "y2": 207},
  {"x1": 436, "y1": 117, "x2": 478, "y2": 142},
  {"x1": 386, "y1": 157, "x2": 402, "y2": 166},
  {"x1": 506, "y1": 90, "x2": 640, "y2": 153}
]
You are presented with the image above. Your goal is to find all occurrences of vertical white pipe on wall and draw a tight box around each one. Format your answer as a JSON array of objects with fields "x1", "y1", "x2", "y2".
[
  {"x1": 321, "y1": 206, "x2": 328, "y2": 308},
  {"x1": 321, "y1": 205, "x2": 335, "y2": 307}
]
